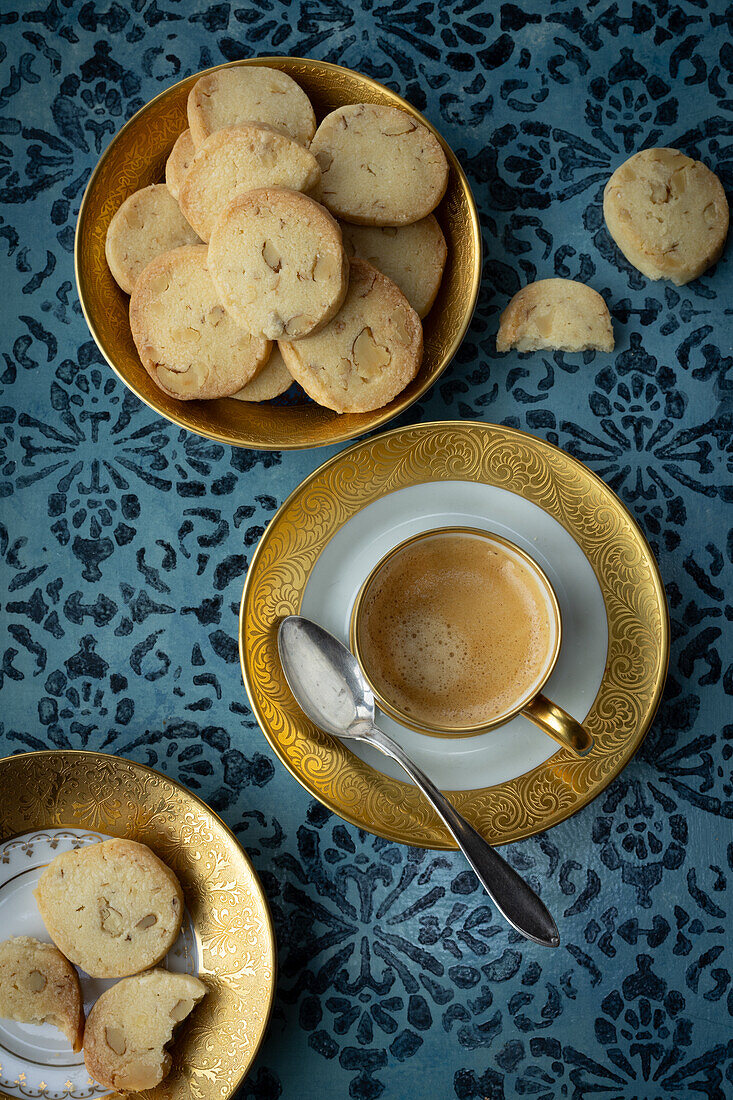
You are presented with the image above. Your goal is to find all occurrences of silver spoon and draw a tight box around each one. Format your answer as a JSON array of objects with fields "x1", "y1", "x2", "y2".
[{"x1": 277, "y1": 615, "x2": 560, "y2": 948}]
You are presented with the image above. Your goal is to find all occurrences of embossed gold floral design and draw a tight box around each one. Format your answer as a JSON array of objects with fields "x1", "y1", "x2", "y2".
[
  {"x1": 0, "y1": 751, "x2": 276, "y2": 1100},
  {"x1": 239, "y1": 421, "x2": 669, "y2": 849},
  {"x1": 75, "y1": 57, "x2": 481, "y2": 451}
]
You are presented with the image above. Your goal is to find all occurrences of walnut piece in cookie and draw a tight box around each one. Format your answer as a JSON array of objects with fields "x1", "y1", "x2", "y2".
[
  {"x1": 496, "y1": 278, "x2": 614, "y2": 354},
  {"x1": 129, "y1": 245, "x2": 271, "y2": 401},
  {"x1": 0, "y1": 937, "x2": 84, "y2": 1051},
  {"x1": 187, "y1": 65, "x2": 315, "y2": 148},
  {"x1": 208, "y1": 187, "x2": 348, "y2": 340},
  {"x1": 83, "y1": 969, "x2": 206, "y2": 1091},
  {"x1": 105, "y1": 184, "x2": 200, "y2": 294},
  {"x1": 279, "y1": 258, "x2": 422, "y2": 413},
  {"x1": 35, "y1": 838, "x2": 185, "y2": 978},
  {"x1": 310, "y1": 103, "x2": 449, "y2": 226},
  {"x1": 603, "y1": 147, "x2": 729, "y2": 285}
]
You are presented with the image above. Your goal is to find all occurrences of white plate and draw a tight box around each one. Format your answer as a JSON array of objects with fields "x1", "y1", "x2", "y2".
[
  {"x1": 0, "y1": 830, "x2": 198, "y2": 1100},
  {"x1": 300, "y1": 479, "x2": 608, "y2": 791}
]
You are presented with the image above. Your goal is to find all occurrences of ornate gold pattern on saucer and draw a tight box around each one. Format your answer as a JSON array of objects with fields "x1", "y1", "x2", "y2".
[
  {"x1": 75, "y1": 57, "x2": 481, "y2": 451},
  {"x1": 0, "y1": 751, "x2": 276, "y2": 1100},
  {"x1": 239, "y1": 421, "x2": 669, "y2": 849}
]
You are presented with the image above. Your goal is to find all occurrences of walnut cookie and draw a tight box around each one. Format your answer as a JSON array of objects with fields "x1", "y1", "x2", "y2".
[
  {"x1": 310, "y1": 103, "x2": 449, "y2": 226},
  {"x1": 603, "y1": 147, "x2": 729, "y2": 285},
  {"x1": 208, "y1": 187, "x2": 348, "y2": 340},
  {"x1": 104, "y1": 184, "x2": 200, "y2": 294},
  {"x1": 129, "y1": 244, "x2": 271, "y2": 401},
  {"x1": 496, "y1": 278, "x2": 614, "y2": 354},
  {"x1": 279, "y1": 258, "x2": 422, "y2": 413},
  {"x1": 83, "y1": 969, "x2": 206, "y2": 1092},
  {"x1": 341, "y1": 215, "x2": 447, "y2": 318},
  {"x1": 179, "y1": 123, "x2": 321, "y2": 242},
  {"x1": 187, "y1": 65, "x2": 316, "y2": 148},
  {"x1": 165, "y1": 129, "x2": 196, "y2": 201},
  {"x1": 35, "y1": 838, "x2": 185, "y2": 979},
  {"x1": 0, "y1": 936, "x2": 85, "y2": 1051}
]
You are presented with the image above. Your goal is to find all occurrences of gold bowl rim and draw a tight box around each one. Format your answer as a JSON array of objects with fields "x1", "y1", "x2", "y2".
[
  {"x1": 348, "y1": 525, "x2": 563, "y2": 736},
  {"x1": 238, "y1": 419, "x2": 670, "y2": 849},
  {"x1": 74, "y1": 56, "x2": 482, "y2": 451},
  {"x1": 0, "y1": 748, "x2": 277, "y2": 1100}
]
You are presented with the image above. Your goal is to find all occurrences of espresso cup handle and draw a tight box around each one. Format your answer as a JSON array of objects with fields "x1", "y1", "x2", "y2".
[{"x1": 521, "y1": 693, "x2": 593, "y2": 757}]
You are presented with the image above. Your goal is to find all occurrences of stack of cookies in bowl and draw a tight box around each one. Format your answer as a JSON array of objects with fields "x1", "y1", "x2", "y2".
[{"x1": 105, "y1": 66, "x2": 450, "y2": 414}]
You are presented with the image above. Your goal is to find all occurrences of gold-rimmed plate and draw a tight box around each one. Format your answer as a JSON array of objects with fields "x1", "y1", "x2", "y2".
[
  {"x1": 239, "y1": 421, "x2": 669, "y2": 849},
  {"x1": 75, "y1": 57, "x2": 481, "y2": 451},
  {"x1": 0, "y1": 751, "x2": 275, "y2": 1100}
]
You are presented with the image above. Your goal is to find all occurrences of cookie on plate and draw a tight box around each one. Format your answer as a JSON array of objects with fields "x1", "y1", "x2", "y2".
[
  {"x1": 105, "y1": 184, "x2": 200, "y2": 294},
  {"x1": 341, "y1": 216, "x2": 447, "y2": 317},
  {"x1": 0, "y1": 937, "x2": 84, "y2": 1052},
  {"x1": 83, "y1": 969, "x2": 206, "y2": 1092},
  {"x1": 179, "y1": 124, "x2": 321, "y2": 242},
  {"x1": 310, "y1": 103, "x2": 449, "y2": 226},
  {"x1": 496, "y1": 278, "x2": 614, "y2": 354},
  {"x1": 603, "y1": 147, "x2": 729, "y2": 285},
  {"x1": 208, "y1": 187, "x2": 348, "y2": 340},
  {"x1": 35, "y1": 838, "x2": 185, "y2": 979},
  {"x1": 130, "y1": 244, "x2": 271, "y2": 400},
  {"x1": 279, "y1": 258, "x2": 422, "y2": 413},
  {"x1": 231, "y1": 346, "x2": 294, "y2": 402},
  {"x1": 187, "y1": 65, "x2": 316, "y2": 148},
  {"x1": 165, "y1": 129, "x2": 196, "y2": 201}
]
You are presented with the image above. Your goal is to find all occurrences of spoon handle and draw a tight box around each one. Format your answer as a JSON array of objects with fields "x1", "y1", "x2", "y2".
[{"x1": 361, "y1": 725, "x2": 559, "y2": 948}]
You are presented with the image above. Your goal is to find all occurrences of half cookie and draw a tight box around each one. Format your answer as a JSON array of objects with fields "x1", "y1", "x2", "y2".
[
  {"x1": 187, "y1": 65, "x2": 316, "y2": 148},
  {"x1": 0, "y1": 936, "x2": 84, "y2": 1052},
  {"x1": 105, "y1": 184, "x2": 200, "y2": 294},
  {"x1": 496, "y1": 278, "x2": 614, "y2": 354},
  {"x1": 180, "y1": 124, "x2": 321, "y2": 242},
  {"x1": 310, "y1": 103, "x2": 449, "y2": 226},
  {"x1": 279, "y1": 258, "x2": 422, "y2": 413},
  {"x1": 130, "y1": 245, "x2": 271, "y2": 400},
  {"x1": 35, "y1": 838, "x2": 184, "y2": 979},
  {"x1": 83, "y1": 969, "x2": 206, "y2": 1092},
  {"x1": 208, "y1": 187, "x2": 348, "y2": 340},
  {"x1": 603, "y1": 147, "x2": 729, "y2": 285}
]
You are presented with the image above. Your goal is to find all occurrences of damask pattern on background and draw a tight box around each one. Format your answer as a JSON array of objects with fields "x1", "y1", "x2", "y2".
[{"x1": 0, "y1": 1, "x2": 731, "y2": 1097}]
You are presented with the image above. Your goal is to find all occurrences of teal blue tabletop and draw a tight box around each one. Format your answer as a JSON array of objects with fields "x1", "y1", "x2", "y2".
[{"x1": 1, "y1": 2, "x2": 731, "y2": 1097}]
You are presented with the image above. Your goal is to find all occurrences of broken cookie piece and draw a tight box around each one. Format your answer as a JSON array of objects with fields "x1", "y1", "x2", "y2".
[
  {"x1": 35, "y1": 838, "x2": 185, "y2": 979},
  {"x1": 496, "y1": 278, "x2": 614, "y2": 354},
  {"x1": 0, "y1": 936, "x2": 84, "y2": 1051},
  {"x1": 279, "y1": 258, "x2": 422, "y2": 413},
  {"x1": 83, "y1": 969, "x2": 206, "y2": 1091},
  {"x1": 603, "y1": 147, "x2": 728, "y2": 285}
]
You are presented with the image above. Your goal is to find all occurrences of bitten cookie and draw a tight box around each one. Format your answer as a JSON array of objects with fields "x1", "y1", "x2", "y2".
[
  {"x1": 105, "y1": 184, "x2": 200, "y2": 294},
  {"x1": 341, "y1": 216, "x2": 447, "y2": 317},
  {"x1": 130, "y1": 245, "x2": 271, "y2": 400},
  {"x1": 496, "y1": 279, "x2": 614, "y2": 354},
  {"x1": 83, "y1": 969, "x2": 206, "y2": 1092},
  {"x1": 165, "y1": 129, "x2": 196, "y2": 201},
  {"x1": 187, "y1": 65, "x2": 316, "y2": 148},
  {"x1": 310, "y1": 104, "x2": 449, "y2": 226},
  {"x1": 208, "y1": 187, "x2": 348, "y2": 340},
  {"x1": 35, "y1": 838, "x2": 185, "y2": 979},
  {"x1": 180, "y1": 124, "x2": 321, "y2": 241},
  {"x1": 0, "y1": 937, "x2": 84, "y2": 1052},
  {"x1": 279, "y1": 258, "x2": 422, "y2": 413},
  {"x1": 604, "y1": 147, "x2": 729, "y2": 285},
  {"x1": 231, "y1": 346, "x2": 294, "y2": 401}
]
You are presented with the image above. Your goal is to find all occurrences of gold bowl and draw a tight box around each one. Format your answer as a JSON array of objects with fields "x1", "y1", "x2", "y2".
[{"x1": 75, "y1": 57, "x2": 481, "y2": 450}]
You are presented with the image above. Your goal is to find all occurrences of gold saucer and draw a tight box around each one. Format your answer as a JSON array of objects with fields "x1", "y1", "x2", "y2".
[
  {"x1": 75, "y1": 57, "x2": 481, "y2": 451},
  {"x1": 239, "y1": 421, "x2": 669, "y2": 849},
  {"x1": 0, "y1": 751, "x2": 276, "y2": 1100}
]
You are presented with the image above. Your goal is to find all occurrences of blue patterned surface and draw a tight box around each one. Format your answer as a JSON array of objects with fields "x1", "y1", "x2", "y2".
[{"x1": 1, "y1": 2, "x2": 732, "y2": 1097}]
